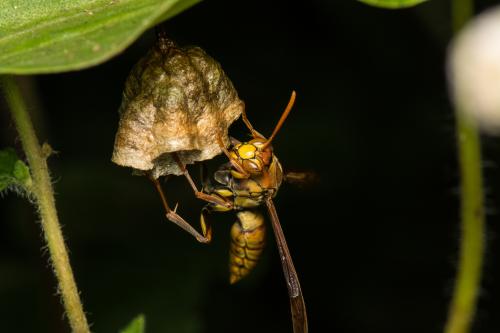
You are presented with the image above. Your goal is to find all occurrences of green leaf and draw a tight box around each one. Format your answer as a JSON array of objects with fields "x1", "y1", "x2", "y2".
[
  {"x1": 0, "y1": 148, "x2": 32, "y2": 191},
  {"x1": 120, "y1": 314, "x2": 145, "y2": 333},
  {"x1": 0, "y1": 0, "x2": 201, "y2": 74},
  {"x1": 357, "y1": 0, "x2": 428, "y2": 9},
  {"x1": 152, "y1": 0, "x2": 201, "y2": 26}
]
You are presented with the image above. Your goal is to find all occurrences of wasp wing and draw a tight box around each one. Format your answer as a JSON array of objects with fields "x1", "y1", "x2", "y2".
[
  {"x1": 265, "y1": 198, "x2": 308, "y2": 333},
  {"x1": 284, "y1": 171, "x2": 319, "y2": 188}
]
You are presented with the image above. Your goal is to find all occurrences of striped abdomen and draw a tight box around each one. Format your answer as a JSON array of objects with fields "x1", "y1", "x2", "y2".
[{"x1": 229, "y1": 210, "x2": 266, "y2": 284}]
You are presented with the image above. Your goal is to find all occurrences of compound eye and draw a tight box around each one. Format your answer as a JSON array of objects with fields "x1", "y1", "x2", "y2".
[
  {"x1": 260, "y1": 150, "x2": 272, "y2": 165},
  {"x1": 243, "y1": 159, "x2": 262, "y2": 173}
]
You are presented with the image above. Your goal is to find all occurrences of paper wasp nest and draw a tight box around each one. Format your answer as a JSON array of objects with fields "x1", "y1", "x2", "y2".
[{"x1": 112, "y1": 36, "x2": 243, "y2": 177}]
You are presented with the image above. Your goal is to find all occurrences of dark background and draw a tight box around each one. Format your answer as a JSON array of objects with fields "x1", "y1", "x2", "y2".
[{"x1": 2, "y1": 0, "x2": 500, "y2": 332}]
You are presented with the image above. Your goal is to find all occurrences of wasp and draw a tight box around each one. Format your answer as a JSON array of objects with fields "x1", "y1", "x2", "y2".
[{"x1": 151, "y1": 91, "x2": 308, "y2": 333}]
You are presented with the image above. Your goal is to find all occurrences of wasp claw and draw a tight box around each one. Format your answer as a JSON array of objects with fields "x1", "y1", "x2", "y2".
[
  {"x1": 173, "y1": 202, "x2": 179, "y2": 213},
  {"x1": 197, "y1": 235, "x2": 210, "y2": 244}
]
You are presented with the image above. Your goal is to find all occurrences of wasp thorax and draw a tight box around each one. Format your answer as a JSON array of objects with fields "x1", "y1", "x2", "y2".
[{"x1": 112, "y1": 36, "x2": 243, "y2": 177}]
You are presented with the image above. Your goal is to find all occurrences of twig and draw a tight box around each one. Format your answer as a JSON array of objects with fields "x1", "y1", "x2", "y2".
[
  {"x1": 1, "y1": 75, "x2": 91, "y2": 333},
  {"x1": 444, "y1": 1, "x2": 485, "y2": 332}
]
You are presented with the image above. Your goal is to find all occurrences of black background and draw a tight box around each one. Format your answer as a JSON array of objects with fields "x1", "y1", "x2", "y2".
[{"x1": 2, "y1": 1, "x2": 500, "y2": 332}]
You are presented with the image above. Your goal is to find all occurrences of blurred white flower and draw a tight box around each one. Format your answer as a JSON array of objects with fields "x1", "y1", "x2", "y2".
[{"x1": 449, "y1": 6, "x2": 500, "y2": 134}]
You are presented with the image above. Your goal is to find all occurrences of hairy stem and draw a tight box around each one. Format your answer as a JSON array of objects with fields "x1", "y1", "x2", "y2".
[
  {"x1": 1, "y1": 76, "x2": 90, "y2": 333},
  {"x1": 444, "y1": 1, "x2": 485, "y2": 333}
]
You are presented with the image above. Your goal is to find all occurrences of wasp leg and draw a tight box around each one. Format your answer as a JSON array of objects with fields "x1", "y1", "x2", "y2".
[
  {"x1": 229, "y1": 137, "x2": 242, "y2": 146},
  {"x1": 200, "y1": 206, "x2": 212, "y2": 241},
  {"x1": 241, "y1": 109, "x2": 266, "y2": 139},
  {"x1": 199, "y1": 200, "x2": 232, "y2": 244},
  {"x1": 200, "y1": 163, "x2": 211, "y2": 192},
  {"x1": 150, "y1": 175, "x2": 211, "y2": 244},
  {"x1": 172, "y1": 153, "x2": 233, "y2": 209}
]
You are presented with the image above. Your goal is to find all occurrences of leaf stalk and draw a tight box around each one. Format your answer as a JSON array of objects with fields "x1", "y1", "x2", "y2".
[
  {"x1": 444, "y1": 1, "x2": 485, "y2": 333},
  {"x1": 1, "y1": 76, "x2": 91, "y2": 333}
]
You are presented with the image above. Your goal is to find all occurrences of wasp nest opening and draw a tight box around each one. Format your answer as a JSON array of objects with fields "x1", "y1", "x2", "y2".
[{"x1": 112, "y1": 36, "x2": 243, "y2": 177}]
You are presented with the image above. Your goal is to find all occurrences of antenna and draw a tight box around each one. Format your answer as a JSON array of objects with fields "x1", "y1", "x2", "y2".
[{"x1": 262, "y1": 90, "x2": 296, "y2": 150}]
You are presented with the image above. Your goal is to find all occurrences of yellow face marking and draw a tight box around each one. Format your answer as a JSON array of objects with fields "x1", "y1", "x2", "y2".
[{"x1": 237, "y1": 144, "x2": 256, "y2": 159}]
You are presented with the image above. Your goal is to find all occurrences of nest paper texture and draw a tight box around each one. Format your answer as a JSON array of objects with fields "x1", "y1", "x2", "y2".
[{"x1": 112, "y1": 40, "x2": 243, "y2": 177}]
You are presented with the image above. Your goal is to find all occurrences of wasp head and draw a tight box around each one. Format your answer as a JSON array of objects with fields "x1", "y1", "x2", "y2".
[
  {"x1": 222, "y1": 91, "x2": 296, "y2": 178},
  {"x1": 230, "y1": 138, "x2": 273, "y2": 175}
]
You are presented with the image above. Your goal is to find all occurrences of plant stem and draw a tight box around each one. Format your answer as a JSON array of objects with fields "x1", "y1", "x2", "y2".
[
  {"x1": 444, "y1": 1, "x2": 485, "y2": 333},
  {"x1": 1, "y1": 76, "x2": 91, "y2": 333}
]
